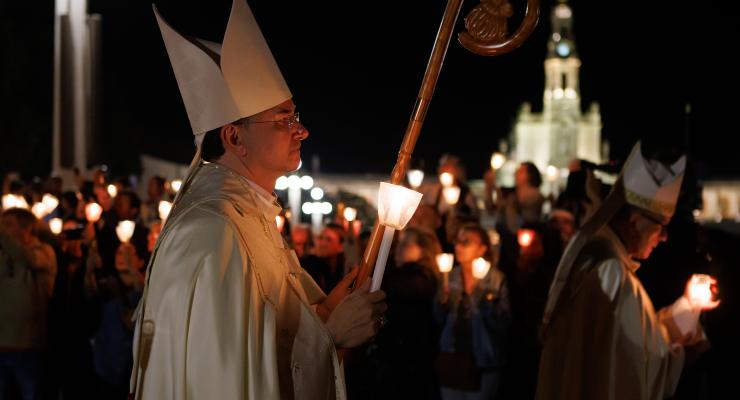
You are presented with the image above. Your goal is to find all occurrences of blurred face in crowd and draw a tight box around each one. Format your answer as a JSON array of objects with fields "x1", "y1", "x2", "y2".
[
  {"x1": 627, "y1": 209, "x2": 669, "y2": 260},
  {"x1": 148, "y1": 178, "x2": 165, "y2": 201},
  {"x1": 454, "y1": 229, "x2": 487, "y2": 265},
  {"x1": 549, "y1": 211, "x2": 576, "y2": 245},
  {"x1": 515, "y1": 164, "x2": 530, "y2": 188},
  {"x1": 114, "y1": 194, "x2": 137, "y2": 221},
  {"x1": 291, "y1": 226, "x2": 311, "y2": 258},
  {"x1": 115, "y1": 244, "x2": 145, "y2": 287},
  {"x1": 315, "y1": 227, "x2": 343, "y2": 258},
  {"x1": 395, "y1": 231, "x2": 422, "y2": 266},
  {"x1": 94, "y1": 185, "x2": 112, "y2": 211},
  {"x1": 0, "y1": 214, "x2": 31, "y2": 244}
]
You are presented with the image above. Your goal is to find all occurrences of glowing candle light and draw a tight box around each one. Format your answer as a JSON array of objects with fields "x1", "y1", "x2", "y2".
[
  {"x1": 518, "y1": 229, "x2": 535, "y2": 248},
  {"x1": 116, "y1": 220, "x2": 136, "y2": 243},
  {"x1": 107, "y1": 184, "x2": 118, "y2": 198},
  {"x1": 439, "y1": 172, "x2": 454, "y2": 188},
  {"x1": 343, "y1": 207, "x2": 357, "y2": 222},
  {"x1": 442, "y1": 186, "x2": 461, "y2": 205},
  {"x1": 170, "y1": 179, "x2": 183, "y2": 193},
  {"x1": 31, "y1": 203, "x2": 49, "y2": 219},
  {"x1": 407, "y1": 169, "x2": 424, "y2": 189},
  {"x1": 42, "y1": 194, "x2": 59, "y2": 211},
  {"x1": 472, "y1": 257, "x2": 491, "y2": 279},
  {"x1": 158, "y1": 201, "x2": 173, "y2": 221},
  {"x1": 49, "y1": 218, "x2": 63, "y2": 235},
  {"x1": 85, "y1": 203, "x2": 103, "y2": 223}
]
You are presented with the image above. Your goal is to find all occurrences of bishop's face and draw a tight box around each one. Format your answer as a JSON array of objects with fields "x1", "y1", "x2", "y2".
[
  {"x1": 240, "y1": 99, "x2": 308, "y2": 176},
  {"x1": 630, "y1": 209, "x2": 669, "y2": 260}
]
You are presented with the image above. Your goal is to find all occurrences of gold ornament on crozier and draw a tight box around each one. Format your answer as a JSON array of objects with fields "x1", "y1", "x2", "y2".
[{"x1": 465, "y1": 0, "x2": 514, "y2": 44}]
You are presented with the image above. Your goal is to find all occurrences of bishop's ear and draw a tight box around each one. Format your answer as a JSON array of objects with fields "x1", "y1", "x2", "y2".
[{"x1": 220, "y1": 123, "x2": 247, "y2": 157}]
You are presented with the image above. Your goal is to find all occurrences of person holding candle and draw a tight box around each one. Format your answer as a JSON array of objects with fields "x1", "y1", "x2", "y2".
[
  {"x1": 0, "y1": 208, "x2": 57, "y2": 400},
  {"x1": 537, "y1": 142, "x2": 720, "y2": 400},
  {"x1": 419, "y1": 154, "x2": 480, "y2": 252},
  {"x1": 370, "y1": 227, "x2": 442, "y2": 399},
  {"x1": 131, "y1": 1, "x2": 386, "y2": 399},
  {"x1": 435, "y1": 223, "x2": 510, "y2": 400}
]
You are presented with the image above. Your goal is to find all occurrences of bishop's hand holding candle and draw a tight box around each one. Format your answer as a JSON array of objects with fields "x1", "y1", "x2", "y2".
[{"x1": 667, "y1": 273, "x2": 721, "y2": 343}]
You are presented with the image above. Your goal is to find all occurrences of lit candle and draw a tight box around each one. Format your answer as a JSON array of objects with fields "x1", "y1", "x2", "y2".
[
  {"x1": 170, "y1": 179, "x2": 183, "y2": 193},
  {"x1": 407, "y1": 169, "x2": 425, "y2": 189},
  {"x1": 439, "y1": 172, "x2": 454, "y2": 188},
  {"x1": 436, "y1": 253, "x2": 454, "y2": 273},
  {"x1": 31, "y1": 203, "x2": 49, "y2": 219},
  {"x1": 107, "y1": 184, "x2": 118, "y2": 198},
  {"x1": 436, "y1": 253, "x2": 454, "y2": 289},
  {"x1": 351, "y1": 220, "x2": 362, "y2": 236},
  {"x1": 42, "y1": 194, "x2": 59, "y2": 211},
  {"x1": 472, "y1": 257, "x2": 491, "y2": 280},
  {"x1": 158, "y1": 200, "x2": 173, "y2": 221},
  {"x1": 372, "y1": 183, "x2": 423, "y2": 291},
  {"x1": 490, "y1": 152, "x2": 506, "y2": 170},
  {"x1": 275, "y1": 215, "x2": 285, "y2": 233},
  {"x1": 116, "y1": 220, "x2": 136, "y2": 243},
  {"x1": 518, "y1": 229, "x2": 535, "y2": 248},
  {"x1": 85, "y1": 202, "x2": 103, "y2": 223},
  {"x1": 2, "y1": 194, "x2": 29, "y2": 210},
  {"x1": 687, "y1": 274, "x2": 718, "y2": 309},
  {"x1": 442, "y1": 186, "x2": 461, "y2": 205},
  {"x1": 49, "y1": 218, "x2": 63, "y2": 235},
  {"x1": 343, "y1": 207, "x2": 357, "y2": 222}
]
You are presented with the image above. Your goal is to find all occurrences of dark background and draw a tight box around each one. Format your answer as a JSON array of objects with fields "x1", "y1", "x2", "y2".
[{"x1": 2, "y1": 0, "x2": 739, "y2": 180}]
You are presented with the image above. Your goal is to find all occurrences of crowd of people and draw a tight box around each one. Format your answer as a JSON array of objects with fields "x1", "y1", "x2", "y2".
[
  {"x1": 1, "y1": 0, "x2": 729, "y2": 398},
  {"x1": 1, "y1": 140, "x2": 727, "y2": 399}
]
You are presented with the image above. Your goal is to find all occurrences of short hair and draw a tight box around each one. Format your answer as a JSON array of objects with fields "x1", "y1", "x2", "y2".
[
  {"x1": 520, "y1": 161, "x2": 543, "y2": 188},
  {"x1": 118, "y1": 190, "x2": 142, "y2": 213},
  {"x1": 399, "y1": 226, "x2": 442, "y2": 271},
  {"x1": 1, "y1": 208, "x2": 37, "y2": 232},
  {"x1": 200, "y1": 129, "x2": 225, "y2": 162},
  {"x1": 458, "y1": 223, "x2": 494, "y2": 263},
  {"x1": 323, "y1": 222, "x2": 346, "y2": 244},
  {"x1": 200, "y1": 117, "x2": 250, "y2": 162}
]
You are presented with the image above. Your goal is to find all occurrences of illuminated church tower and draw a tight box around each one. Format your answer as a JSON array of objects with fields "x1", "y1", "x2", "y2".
[{"x1": 509, "y1": 0, "x2": 603, "y2": 178}]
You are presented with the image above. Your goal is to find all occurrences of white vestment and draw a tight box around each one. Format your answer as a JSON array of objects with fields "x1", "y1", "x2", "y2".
[{"x1": 131, "y1": 163, "x2": 345, "y2": 400}]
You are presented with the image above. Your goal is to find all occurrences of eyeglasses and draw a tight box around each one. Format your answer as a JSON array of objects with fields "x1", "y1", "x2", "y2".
[
  {"x1": 248, "y1": 112, "x2": 302, "y2": 130},
  {"x1": 638, "y1": 211, "x2": 669, "y2": 235}
]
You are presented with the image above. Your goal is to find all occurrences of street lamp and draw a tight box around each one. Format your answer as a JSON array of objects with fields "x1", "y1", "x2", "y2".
[
  {"x1": 303, "y1": 201, "x2": 332, "y2": 233},
  {"x1": 280, "y1": 174, "x2": 314, "y2": 226}
]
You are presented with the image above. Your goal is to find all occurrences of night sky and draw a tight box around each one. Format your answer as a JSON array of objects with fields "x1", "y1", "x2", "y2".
[{"x1": 2, "y1": 0, "x2": 739, "y2": 180}]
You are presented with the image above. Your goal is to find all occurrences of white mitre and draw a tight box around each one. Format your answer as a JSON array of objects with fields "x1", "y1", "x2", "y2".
[
  {"x1": 620, "y1": 141, "x2": 686, "y2": 219},
  {"x1": 153, "y1": 0, "x2": 292, "y2": 146}
]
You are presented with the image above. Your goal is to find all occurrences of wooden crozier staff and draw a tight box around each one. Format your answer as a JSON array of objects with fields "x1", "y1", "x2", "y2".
[{"x1": 353, "y1": 0, "x2": 541, "y2": 288}]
